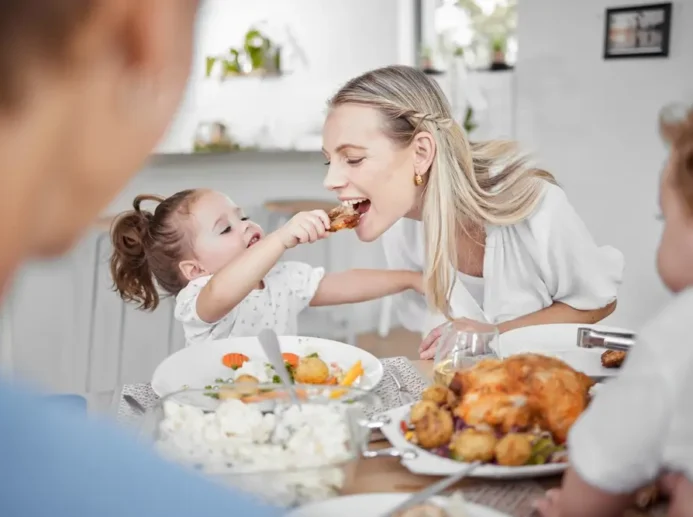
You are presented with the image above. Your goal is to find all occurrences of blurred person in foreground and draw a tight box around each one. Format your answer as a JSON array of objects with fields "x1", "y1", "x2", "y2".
[
  {"x1": 534, "y1": 104, "x2": 693, "y2": 517},
  {"x1": 0, "y1": 1, "x2": 280, "y2": 516}
]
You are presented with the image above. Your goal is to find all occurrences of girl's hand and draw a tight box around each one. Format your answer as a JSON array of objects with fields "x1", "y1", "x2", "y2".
[
  {"x1": 278, "y1": 210, "x2": 330, "y2": 249},
  {"x1": 532, "y1": 488, "x2": 563, "y2": 517},
  {"x1": 660, "y1": 472, "x2": 693, "y2": 517}
]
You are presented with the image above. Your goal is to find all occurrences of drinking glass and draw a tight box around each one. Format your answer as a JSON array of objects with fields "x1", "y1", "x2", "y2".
[{"x1": 432, "y1": 318, "x2": 499, "y2": 386}]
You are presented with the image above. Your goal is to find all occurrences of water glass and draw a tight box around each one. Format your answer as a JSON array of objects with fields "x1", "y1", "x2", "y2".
[{"x1": 432, "y1": 318, "x2": 499, "y2": 386}]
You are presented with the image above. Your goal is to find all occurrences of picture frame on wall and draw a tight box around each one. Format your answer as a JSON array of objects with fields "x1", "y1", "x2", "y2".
[{"x1": 603, "y1": 2, "x2": 672, "y2": 59}]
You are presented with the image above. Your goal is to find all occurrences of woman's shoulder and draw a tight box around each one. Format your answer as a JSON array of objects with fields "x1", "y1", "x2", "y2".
[
  {"x1": 529, "y1": 180, "x2": 569, "y2": 219},
  {"x1": 519, "y1": 180, "x2": 584, "y2": 239}
]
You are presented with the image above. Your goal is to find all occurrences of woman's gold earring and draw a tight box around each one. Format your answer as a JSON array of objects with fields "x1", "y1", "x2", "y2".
[{"x1": 414, "y1": 173, "x2": 423, "y2": 186}]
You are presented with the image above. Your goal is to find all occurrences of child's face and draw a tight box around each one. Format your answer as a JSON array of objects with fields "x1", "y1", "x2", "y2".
[
  {"x1": 657, "y1": 157, "x2": 693, "y2": 292},
  {"x1": 180, "y1": 190, "x2": 264, "y2": 279}
]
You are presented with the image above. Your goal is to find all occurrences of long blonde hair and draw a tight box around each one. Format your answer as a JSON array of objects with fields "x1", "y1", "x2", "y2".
[{"x1": 329, "y1": 65, "x2": 556, "y2": 319}]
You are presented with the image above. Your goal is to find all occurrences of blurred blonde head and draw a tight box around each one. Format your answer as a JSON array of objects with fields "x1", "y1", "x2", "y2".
[
  {"x1": 657, "y1": 103, "x2": 693, "y2": 292},
  {"x1": 323, "y1": 65, "x2": 554, "y2": 318}
]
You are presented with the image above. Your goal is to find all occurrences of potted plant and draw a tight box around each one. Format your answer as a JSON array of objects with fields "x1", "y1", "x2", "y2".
[
  {"x1": 419, "y1": 46, "x2": 433, "y2": 70},
  {"x1": 491, "y1": 35, "x2": 506, "y2": 65}
]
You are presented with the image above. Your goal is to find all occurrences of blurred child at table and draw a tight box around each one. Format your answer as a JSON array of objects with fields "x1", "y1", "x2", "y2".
[
  {"x1": 109, "y1": 189, "x2": 422, "y2": 345},
  {"x1": 534, "y1": 104, "x2": 693, "y2": 517}
]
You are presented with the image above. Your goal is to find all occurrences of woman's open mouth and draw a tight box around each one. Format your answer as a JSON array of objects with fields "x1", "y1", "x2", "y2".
[
  {"x1": 247, "y1": 233, "x2": 261, "y2": 247},
  {"x1": 342, "y1": 198, "x2": 371, "y2": 217}
]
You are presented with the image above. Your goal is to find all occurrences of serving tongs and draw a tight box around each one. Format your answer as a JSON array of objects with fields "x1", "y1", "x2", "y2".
[{"x1": 576, "y1": 327, "x2": 636, "y2": 352}]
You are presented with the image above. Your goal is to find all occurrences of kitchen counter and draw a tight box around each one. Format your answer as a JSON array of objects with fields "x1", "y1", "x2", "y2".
[{"x1": 148, "y1": 148, "x2": 323, "y2": 165}]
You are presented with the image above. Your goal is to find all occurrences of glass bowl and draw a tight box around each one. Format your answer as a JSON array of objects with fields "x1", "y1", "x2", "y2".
[
  {"x1": 433, "y1": 318, "x2": 499, "y2": 386},
  {"x1": 138, "y1": 384, "x2": 394, "y2": 508}
]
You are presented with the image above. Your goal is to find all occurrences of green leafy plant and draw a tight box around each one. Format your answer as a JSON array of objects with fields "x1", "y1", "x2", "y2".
[
  {"x1": 463, "y1": 107, "x2": 478, "y2": 134},
  {"x1": 491, "y1": 35, "x2": 506, "y2": 53},
  {"x1": 455, "y1": 0, "x2": 516, "y2": 62}
]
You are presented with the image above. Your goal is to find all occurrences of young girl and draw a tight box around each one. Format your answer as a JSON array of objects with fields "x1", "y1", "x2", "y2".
[
  {"x1": 110, "y1": 189, "x2": 422, "y2": 345},
  {"x1": 534, "y1": 104, "x2": 693, "y2": 517}
]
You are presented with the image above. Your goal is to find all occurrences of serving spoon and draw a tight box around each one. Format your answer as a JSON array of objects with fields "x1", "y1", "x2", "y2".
[{"x1": 257, "y1": 328, "x2": 301, "y2": 405}]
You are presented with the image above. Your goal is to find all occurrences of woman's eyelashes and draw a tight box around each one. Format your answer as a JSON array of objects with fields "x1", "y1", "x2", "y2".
[{"x1": 323, "y1": 157, "x2": 365, "y2": 166}]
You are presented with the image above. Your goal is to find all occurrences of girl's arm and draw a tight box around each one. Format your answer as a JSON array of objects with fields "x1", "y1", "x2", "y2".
[
  {"x1": 310, "y1": 269, "x2": 422, "y2": 307},
  {"x1": 196, "y1": 232, "x2": 286, "y2": 322},
  {"x1": 497, "y1": 300, "x2": 616, "y2": 334},
  {"x1": 197, "y1": 210, "x2": 330, "y2": 323}
]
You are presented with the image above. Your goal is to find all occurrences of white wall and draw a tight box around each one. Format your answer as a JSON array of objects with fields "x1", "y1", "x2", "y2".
[
  {"x1": 159, "y1": 0, "x2": 415, "y2": 153},
  {"x1": 515, "y1": 0, "x2": 693, "y2": 329}
]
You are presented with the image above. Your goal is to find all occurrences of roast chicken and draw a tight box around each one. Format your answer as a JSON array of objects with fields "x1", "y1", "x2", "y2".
[
  {"x1": 448, "y1": 353, "x2": 594, "y2": 444},
  {"x1": 326, "y1": 205, "x2": 360, "y2": 232}
]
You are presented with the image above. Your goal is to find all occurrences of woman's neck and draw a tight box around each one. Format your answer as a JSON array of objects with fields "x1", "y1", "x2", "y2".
[{"x1": 454, "y1": 223, "x2": 486, "y2": 278}]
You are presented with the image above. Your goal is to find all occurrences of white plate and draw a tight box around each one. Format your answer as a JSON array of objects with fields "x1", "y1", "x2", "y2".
[
  {"x1": 379, "y1": 405, "x2": 567, "y2": 479},
  {"x1": 151, "y1": 335, "x2": 384, "y2": 397},
  {"x1": 288, "y1": 493, "x2": 511, "y2": 517},
  {"x1": 497, "y1": 323, "x2": 634, "y2": 378}
]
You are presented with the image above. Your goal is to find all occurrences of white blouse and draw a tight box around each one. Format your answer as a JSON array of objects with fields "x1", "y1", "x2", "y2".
[{"x1": 382, "y1": 182, "x2": 624, "y2": 335}]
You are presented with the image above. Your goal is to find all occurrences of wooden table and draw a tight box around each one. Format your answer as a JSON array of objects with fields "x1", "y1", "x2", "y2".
[{"x1": 345, "y1": 360, "x2": 662, "y2": 517}]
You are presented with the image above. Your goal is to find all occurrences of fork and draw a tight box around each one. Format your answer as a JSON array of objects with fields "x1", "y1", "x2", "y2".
[{"x1": 388, "y1": 369, "x2": 415, "y2": 406}]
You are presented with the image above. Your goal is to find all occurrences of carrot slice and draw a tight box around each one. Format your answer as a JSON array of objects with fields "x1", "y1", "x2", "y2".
[
  {"x1": 282, "y1": 353, "x2": 300, "y2": 368},
  {"x1": 324, "y1": 376, "x2": 338, "y2": 385},
  {"x1": 222, "y1": 353, "x2": 249, "y2": 369}
]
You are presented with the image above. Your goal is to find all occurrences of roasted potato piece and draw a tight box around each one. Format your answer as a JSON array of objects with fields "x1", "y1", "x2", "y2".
[
  {"x1": 414, "y1": 408, "x2": 454, "y2": 449},
  {"x1": 421, "y1": 385, "x2": 456, "y2": 407},
  {"x1": 294, "y1": 356, "x2": 330, "y2": 384},
  {"x1": 410, "y1": 400, "x2": 439, "y2": 424},
  {"x1": 232, "y1": 374, "x2": 261, "y2": 396},
  {"x1": 494, "y1": 433, "x2": 533, "y2": 466},
  {"x1": 217, "y1": 388, "x2": 243, "y2": 400},
  {"x1": 327, "y1": 205, "x2": 360, "y2": 232},
  {"x1": 235, "y1": 374, "x2": 259, "y2": 385},
  {"x1": 601, "y1": 350, "x2": 626, "y2": 368},
  {"x1": 449, "y1": 427, "x2": 497, "y2": 462}
]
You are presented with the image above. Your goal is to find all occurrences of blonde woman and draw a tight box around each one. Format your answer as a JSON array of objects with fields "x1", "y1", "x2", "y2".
[{"x1": 322, "y1": 65, "x2": 623, "y2": 358}]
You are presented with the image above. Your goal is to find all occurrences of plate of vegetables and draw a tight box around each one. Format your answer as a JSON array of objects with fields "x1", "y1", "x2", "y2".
[{"x1": 151, "y1": 335, "x2": 383, "y2": 398}]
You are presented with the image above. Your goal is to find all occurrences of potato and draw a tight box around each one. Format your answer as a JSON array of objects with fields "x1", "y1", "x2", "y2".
[
  {"x1": 449, "y1": 428, "x2": 497, "y2": 463},
  {"x1": 421, "y1": 385, "x2": 456, "y2": 407},
  {"x1": 414, "y1": 408, "x2": 454, "y2": 449},
  {"x1": 294, "y1": 357, "x2": 330, "y2": 384},
  {"x1": 410, "y1": 400, "x2": 439, "y2": 424},
  {"x1": 495, "y1": 433, "x2": 533, "y2": 466}
]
